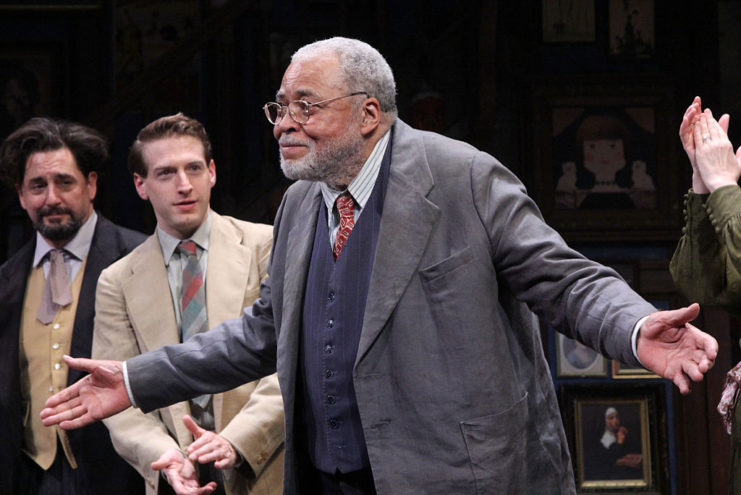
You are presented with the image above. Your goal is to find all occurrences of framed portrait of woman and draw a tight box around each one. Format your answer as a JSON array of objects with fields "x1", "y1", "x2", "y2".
[{"x1": 561, "y1": 384, "x2": 667, "y2": 493}]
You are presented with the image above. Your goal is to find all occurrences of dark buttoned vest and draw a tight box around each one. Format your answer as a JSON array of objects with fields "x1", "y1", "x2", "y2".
[{"x1": 299, "y1": 141, "x2": 391, "y2": 474}]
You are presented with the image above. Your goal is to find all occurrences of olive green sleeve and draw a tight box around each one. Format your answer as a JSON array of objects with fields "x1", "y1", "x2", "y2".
[{"x1": 670, "y1": 185, "x2": 741, "y2": 316}]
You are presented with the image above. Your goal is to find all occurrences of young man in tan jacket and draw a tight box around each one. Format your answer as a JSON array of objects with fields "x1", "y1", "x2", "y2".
[{"x1": 92, "y1": 114, "x2": 283, "y2": 495}]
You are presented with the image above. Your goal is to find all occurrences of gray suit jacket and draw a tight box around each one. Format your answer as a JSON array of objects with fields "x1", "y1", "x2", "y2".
[{"x1": 128, "y1": 120, "x2": 656, "y2": 494}]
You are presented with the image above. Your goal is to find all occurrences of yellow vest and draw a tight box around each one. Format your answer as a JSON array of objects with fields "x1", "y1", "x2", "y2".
[{"x1": 19, "y1": 258, "x2": 87, "y2": 470}]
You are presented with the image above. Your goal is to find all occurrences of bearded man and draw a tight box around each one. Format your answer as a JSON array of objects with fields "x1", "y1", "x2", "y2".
[
  {"x1": 0, "y1": 117, "x2": 146, "y2": 495},
  {"x1": 42, "y1": 39, "x2": 717, "y2": 494}
]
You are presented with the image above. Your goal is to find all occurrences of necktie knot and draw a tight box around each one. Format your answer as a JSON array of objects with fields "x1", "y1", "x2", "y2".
[
  {"x1": 336, "y1": 192, "x2": 355, "y2": 217},
  {"x1": 177, "y1": 240, "x2": 199, "y2": 257}
]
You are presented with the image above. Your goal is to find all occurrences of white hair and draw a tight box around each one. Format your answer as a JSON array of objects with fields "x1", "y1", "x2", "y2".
[{"x1": 291, "y1": 37, "x2": 398, "y2": 118}]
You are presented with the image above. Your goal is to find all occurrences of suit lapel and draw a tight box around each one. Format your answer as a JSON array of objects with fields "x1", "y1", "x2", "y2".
[
  {"x1": 120, "y1": 235, "x2": 193, "y2": 444},
  {"x1": 204, "y1": 213, "x2": 252, "y2": 427},
  {"x1": 0, "y1": 239, "x2": 35, "y2": 397},
  {"x1": 122, "y1": 236, "x2": 180, "y2": 351},
  {"x1": 278, "y1": 187, "x2": 322, "y2": 401},
  {"x1": 69, "y1": 216, "x2": 122, "y2": 383},
  {"x1": 205, "y1": 213, "x2": 252, "y2": 327},
  {"x1": 356, "y1": 122, "x2": 438, "y2": 363}
]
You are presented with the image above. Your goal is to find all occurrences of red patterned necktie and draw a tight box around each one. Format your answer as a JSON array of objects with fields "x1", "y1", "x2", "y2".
[{"x1": 333, "y1": 192, "x2": 355, "y2": 260}]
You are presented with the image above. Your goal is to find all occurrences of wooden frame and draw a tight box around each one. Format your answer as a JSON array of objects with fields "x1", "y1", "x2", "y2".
[
  {"x1": 612, "y1": 360, "x2": 659, "y2": 379},
  {"x1": 528, "y1": 76, "x2": 678, "y2": 241},
  {"x1": 562, "y1": 384, "x2": 666, "y2": 494},
  {"x1": 557, "y1": 333, "x2": 608, "y2": 377},
  {"x1": 542, "y1": 0, "x2": 596, "y2": 43}
]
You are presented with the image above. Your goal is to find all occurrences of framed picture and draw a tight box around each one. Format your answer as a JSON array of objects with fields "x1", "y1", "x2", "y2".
[
  {"x1": 542, "y1": 0, "x2": 596, "y2": 43},
  {"x1": 608, "y1": 0, "x2": 654, "y2": 59},
  {"x1": 528, "y1": 76, "x2": 678, "y2": 241},
  {"x1": 557, "y1": 333, "x2": 608, "y2": 377},
  {"x1": 561, "y1": 384, "x2": 666, "y2": 493},
  {"x1": 612, "y1": 360, "x2": 659, "y2": 379}
]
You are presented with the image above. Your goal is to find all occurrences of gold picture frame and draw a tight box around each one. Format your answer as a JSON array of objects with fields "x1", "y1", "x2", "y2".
[{"x1": 561, "y1": 384, "x2": 666, "y2": 494}]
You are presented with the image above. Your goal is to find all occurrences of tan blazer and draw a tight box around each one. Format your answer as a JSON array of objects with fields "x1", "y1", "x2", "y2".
[{"x1": 92, "y1": 212, "x2": 284, "y2": 495}]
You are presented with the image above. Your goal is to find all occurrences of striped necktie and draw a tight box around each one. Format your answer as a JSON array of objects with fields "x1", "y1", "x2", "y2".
[
  {"x1": 177, "y1": 241, "x2": 208, "y2": 342},
  {"x1": 177, "y1": 240, "x2": 212, "y2": 414}
]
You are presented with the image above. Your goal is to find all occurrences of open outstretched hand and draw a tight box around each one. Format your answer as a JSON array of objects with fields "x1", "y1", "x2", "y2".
[
  {"x1": 152, "y1": 448, "x2": 217, "y2": 495},
  {"x1": 637, "y1": 303, "x2": 718, "y2": 394},
  {"x1": 40, "y1": 355, "x2": 131, "y2": 429}
]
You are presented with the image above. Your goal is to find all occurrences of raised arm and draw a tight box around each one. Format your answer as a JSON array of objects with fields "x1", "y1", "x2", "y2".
[
  {"x1": 40, "y1": 356, "x2": 131, "y2": 429},
  {"x1": 693, "y1": 109, "x2": 741, "y2": 192},
  {"x1": 679, "y1": 96, "x2": 709, "y2": 193},
  {"x1": 671, "y1": 108, "x2": 741, "y2": 311},
  {"x1": 636, "y1": 303, "x2": 718, "y2": 394}
]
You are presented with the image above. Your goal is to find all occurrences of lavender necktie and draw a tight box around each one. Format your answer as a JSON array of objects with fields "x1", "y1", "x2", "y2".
[{"x1": 37, "y1": 249, "x2": 73, "y2": 325}]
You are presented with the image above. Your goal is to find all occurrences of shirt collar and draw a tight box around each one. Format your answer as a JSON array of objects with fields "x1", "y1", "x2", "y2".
[
  {"x1": 33, "y1": 211, "x2": 98, "y2": 267},
  {"x1": 158, "y1": 210, "x2": 213, "y2": 265},
  {"x1": 319, "y1": 129, "x2": 390, "y2": 210}
]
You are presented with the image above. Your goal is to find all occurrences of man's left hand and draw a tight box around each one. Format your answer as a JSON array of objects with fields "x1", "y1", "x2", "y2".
[
  {"x1": 637, "y1": 303, "x2": 718, "y2": 394},
  {"x1": 184, "y1": 415, "x2": 239, "y2": 470}
]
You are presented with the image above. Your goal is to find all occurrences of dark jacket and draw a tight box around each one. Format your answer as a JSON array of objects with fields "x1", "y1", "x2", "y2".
[{"x1": 0, "y1": 214, "x2": 146, "y2": 495}]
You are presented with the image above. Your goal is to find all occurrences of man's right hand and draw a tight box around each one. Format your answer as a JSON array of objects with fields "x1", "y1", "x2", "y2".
[
  {"x1": 152, "y1": 448, "x2": 217, "y2": 495},
  {"x1": 40, "y1": 355, "x2": 131, "y2": 429}
]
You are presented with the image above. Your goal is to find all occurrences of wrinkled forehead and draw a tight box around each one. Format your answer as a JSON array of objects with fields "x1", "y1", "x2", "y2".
[
  {"x1": 276, "y1": 54, "x2": 345, "y2": 100},
  {"x1": 24, "y1": 147, "x2": 83, "y2": 179}
]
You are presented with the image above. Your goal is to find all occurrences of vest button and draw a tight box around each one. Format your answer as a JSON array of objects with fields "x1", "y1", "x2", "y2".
[
  {"x1": 324, "y1": 344, "x2": 334, "y2": 354},
  {"x1": 329, "y1": 419, "x2": 339, "y2": 429},
  {"x1": 324, "y1": 369, "x2": 334, "y2": 378},
  {"x1": 52, "y1": 343, "x2": 60, "y2": 350},
  {"x1": 326, "y1": 395, "x2": 336, "y2": 405},
  {"x1": 328, "y1": 291, "x2": 336, "y2": 302},
  {"x1": 54, "y1": 363, "x2": 61, "y2": 370},
  {"x1": 53, "y1": 323, "x2": 61, "y2": 330},
  {"x1": 327, "y1": 319, "x2": 334, "y2": 328}
]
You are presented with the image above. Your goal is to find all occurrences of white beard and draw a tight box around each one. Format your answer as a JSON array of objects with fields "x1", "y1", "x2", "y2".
[{"x1": 279, "y1": 128, "x2": 364, "y2": 185}]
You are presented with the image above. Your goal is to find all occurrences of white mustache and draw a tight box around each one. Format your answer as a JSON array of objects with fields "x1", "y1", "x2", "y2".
[{"x1": 279, "y1": 137, "x2": 309, "y2": 147}]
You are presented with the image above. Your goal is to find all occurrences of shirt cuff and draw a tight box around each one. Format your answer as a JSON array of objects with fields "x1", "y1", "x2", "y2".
[
  {"x1": 631, "y1": 316, "x2": 649, "y2": 368},
  {"x1": 122, "y1": 360, "x2": 138, "y2": 409}
]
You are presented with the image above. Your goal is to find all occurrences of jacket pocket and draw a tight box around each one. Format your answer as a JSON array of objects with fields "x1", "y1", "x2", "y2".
[
  {"x1": 419, "y1": 246, "x2": 473, "y2": 283},
  {"x1": 460, "y1": 393, "x2": 528, "y2": 494}
]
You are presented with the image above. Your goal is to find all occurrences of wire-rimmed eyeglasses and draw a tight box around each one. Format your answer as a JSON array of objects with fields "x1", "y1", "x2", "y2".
[{"x1": 262, "y1": 91, "x2": 368, "y2": 125}]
